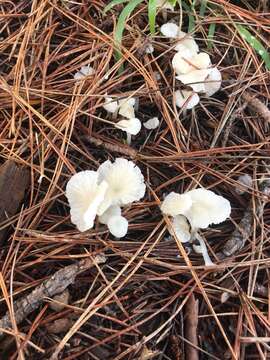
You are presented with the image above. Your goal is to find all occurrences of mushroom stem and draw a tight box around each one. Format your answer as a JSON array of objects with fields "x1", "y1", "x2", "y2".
[
  {"x1": 126, "y1": 133, "x2": 132, "y2": 145},
  {"x1": 194, "y1": 232, "x2": 214, "y2": 267}
]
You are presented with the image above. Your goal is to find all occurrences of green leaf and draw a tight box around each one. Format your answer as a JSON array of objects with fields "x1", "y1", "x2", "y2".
[
  {"x1": 148, "y1": 0, "x2": 157, "y2": 35},
  {"x1": 114, "y1": 0, "x2": 143, "y2": 62},
  {"x1": 236, "y1": 24, "x2": 270, "y2": 70},
  {"x1": 104, "y1": 0, "x2": 129, "y2": 14},
  {"x1": 168, "y1": 0, "x2": 177, "y2": 5},
  {"x1": 199, "y1": 0, "x2": 208, "y2": 17},
  {"x1": 182, "y1": 2, "x2": 195, "y2": 32},
  {"x1": 207, "y1": 23, "x2": 216, "y2": 49}
]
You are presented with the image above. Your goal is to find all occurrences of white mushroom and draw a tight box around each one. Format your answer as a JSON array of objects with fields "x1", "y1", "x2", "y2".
[
  {"x1": 171, "y1": 215, "x2": 191, "y2": 243},
  {"x1": 118, "y1": 98, "x2": 136, "y2": 119},
  {"x1": 174, "y1": 32, "x2": 199, "y2": 55},
  {"x1": 184, "y1": 188, "x2": 231, "y2": 230},
  {"x1": 176, "y1": 68, "x2": 211, "y2": 93},
  {"x1": 107, "y1": 215, "x2": 128, "y2": 238},
  {"x1": 192, "y1": 233, "x2": 214, "y2": 266},
  {"x1": 160, "y1": 22, "x2": 179, "y2": 38},
  {"x1": 235, "y1": 174, "x2": 253, "y2": 195},
  {"x1": 145, "y1": 44, "x2": 154, "y2": 54},
  {"x1": 99, "y1": 205, "x2": 121, "y2": 225},
  {"x1": 115, "y1": 117, "x2": 141, "y2": 135},
  {"x1": 160, "y1": 192, "x2": 192, "y2": 217},
  {"x1": 74, "y1": 65, "x2": 94, "y2": 80},
  {"x1": 175, "y1": 90, "x2": 200, "y2": 110},
  {"x1": 204, "y1": 67, "x2": 222, "y2": 96},
  {"x1": 143, "y1": 117, "x2": 160, "y2": 130},
  {"x1": 103, "y1": 96, "x2": 119, "y2": 113},
  {"x1": 66, "y1": 171, "x2": 108, "y2": 232},
  {"x1": 97, "y1": 158, "x2": 146, "y2": 214}
]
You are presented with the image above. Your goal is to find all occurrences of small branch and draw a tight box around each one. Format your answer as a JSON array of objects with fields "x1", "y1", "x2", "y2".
[
  {"x1": 184, "y1": 294, "x2": 199, "y2": 360},
  {"x1": 242, "y1": 92, "x2": 270, "y2": 123},
  {"x1": 83, "y1": 135, "x2": 138, "y2": 159},
  {"x1": 0, "y1": 255, "x2": 106, "y2": 339}
]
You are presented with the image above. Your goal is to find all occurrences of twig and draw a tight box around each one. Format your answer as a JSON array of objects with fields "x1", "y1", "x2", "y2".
[
  {"x1": 0, "y1": 255, "x2": 106, "y2": 339},
  {"x1": 242, "y1": 92, "x2": 270, "y2": 123},
  {"x1": 83, "y1": 135, "x2": 138, "y2": 159},
  {"x1": 184, "y1": 294, "x2": 199, "y2": 360},
  {"x1": 222, "y1": 102, "x2": 248, "y2": 147}
]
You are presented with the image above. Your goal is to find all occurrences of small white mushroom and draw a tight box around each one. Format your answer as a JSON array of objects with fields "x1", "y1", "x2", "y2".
[
  {"x1": 107, "y1": 215, "x2": 128, "y2": 238},
  {"x1": 174, "y1": 32, "x2": 199, "y2": 55},
  {"x1": 115, "y1": 117, "x2": 141, "y2": 135},
  {"x1": 171, "y1": 215, "x2": 191, "y2": 243},
  {"x1": 175, "y1": 90, "x2": 200, "y2": 110},
  {"x1": 145, "y1": 44, "x2": 154, "y2": 54},
  {"x1": 176, "y1": 69, "x2": 211, "y2": 93},
  {"x1": 74, "y1": 65, "x2": 94, "y2": 80},
  {"x1": 235, "y1": 174, "x2": 253, "y2": 195},
  {"x1": 172, "y1": 52, "x2": 211, "y2": 75},
  {"x1": 204, "y1": 67, "x2": 222, "y2": 96},
  {"x1": 103, "y1": 96, "x2": 119, "y2": 113},
  {"x1": 143, "y1": 117, "x2": 160, "y2": 130},
  {"x1": 160, "y1": 192, "x2": 192, "y2": 217},
  {"x1": 97, "y1": 158, "x2": 146, "y2": 214},
  {"x1": 184, "y1": 188, "x2": 231, "y2": 230},
  {"x1": 99, "y1": 205, "x2": 121, "y2": 225},
  {"x1": 118, "y1": 98, "x2": 136, "y2": 119},
  {"x1": 65, "y1": 171, "x2": 108, "y2": 232},
  {"x1": 160, "y1": 22, "x2": 179, "y2": 38}
]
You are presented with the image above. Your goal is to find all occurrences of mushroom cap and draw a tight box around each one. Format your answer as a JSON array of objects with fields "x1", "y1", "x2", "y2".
[
  {"x1": 172, "y1": 51, "x2": 194, "y2": 75},
  {"x1": 160, "y1": 22, "x2": 179, "y2": 38},
  {"x1": 175, "y1": 90, "x2": 200, "y2": 110},
  {"x1": 160, "y1": 192, "x2": 192, "y2": 217},
  {"x1": 107, "y1": 215, "x2": 128, "y2": 238},
  {"x1": 143, "y1": 117, "x2": 160, "y2": 130},
  {"x1": 185, "y1": 188, "x2": 231, "y2": 229},
  {"x1": 99, "y1": 205, "x2": 121, "y2": 225},
  {"x1": 115, "y1": 117, "x2": 141, "y2": 135},
  {"x1": 171, "y1": 215, "x2": 191, "y2": 243},
  {"x1": 97, "y1": 158, "x2": 146, "y2": 214},
  {"x1": 204, "y1": 67, "x2": 222, "y2": 96},
  {"x1": 145, "y1": 44, "x2": 154, "y2": 54},
  {"x1": 176, "y1": 69, "x2": 211, "y2": 92},
  {"x1": 74, "y1": 65, "x2": 94, "y2": 80},
  {"x1": 103, "y1": 96, "x2": 119, "y2": 113},
  {"x1": 175, "y1": 32, "x2": 199, "y2": 55},
  {"x1": 118, "y1": 98, "x2": 136, "y2": 119},
  {"x1": 66, "y1": 171, "x2": 108, "y2": 232}
]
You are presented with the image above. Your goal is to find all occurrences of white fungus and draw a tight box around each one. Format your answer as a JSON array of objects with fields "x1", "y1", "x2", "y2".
[
  {"x1": 66, "y1": 171, "x2": 108, "y2": 232},
  {"x1": 74, "y1": 65, "x2": 94, "y2": 80},
  {"x1": 235, "y1": 174, "x2": 253, "y2": 195},
  {"x1": 103, "y1": 96, "x2": 119, "y2": 113},
  {"x1": 204, "y1": 67, "x2": 222, "y2": 96},
  {"x1": 183, "y1": 188, "x2": 231, "y2": 230},
  {"x1": 174, "y1": 31, "x2": 199, "y2": 54},
  {"x1": 99, "y1": 205, "x2": 121, "y2": 225},
  {"x1": 115, "y1": 117, "x2": 141, "y2": 135},
  {"x1": 192, "y1": 233, "x2": 214, "y2": 266},
  {"x1": 171, "y1": 215, "x2": 191, "y2": 243},
  {"x1": 160, "y1": 192, "x2": 192, "y2": 217},
  {"x1": 160, "y1": 23, "x2": 179, "y2": 38},
  {"x1": 97, "y1": 158, "x2": 146, "y2": 214},
  {"x1": 145, "y1": 44, "x2": 154, "y2": 54},
  {"x1": 118, "y1": 98, "x2": 136, "y2": 119},
  {"x1": 176, "y1": 69, "x2": 211, "y2": 93},
  {"x1": 107, "y1": 215, "x2": 128, "y2": 238},
  {"x1": 143, "y1": 117, "x2": 160, "y2": 130},
  {"x1": 175, "y1": 90, "x2": 200, "y2": 110}
]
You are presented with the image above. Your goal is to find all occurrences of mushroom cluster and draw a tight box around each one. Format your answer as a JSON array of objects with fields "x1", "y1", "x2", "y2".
[
  {"x1": 160, "y1": 23, "x2": 222, "y2": 110},
  {"x1": 66, "y1": 158, "x2": 146, "y2": 238},
  {"x1": 103, "y1": 96, "x2": 141, "y2": 144},
  {"x1": 161, "y1": 188, "x2": 231, "y2": 265}
]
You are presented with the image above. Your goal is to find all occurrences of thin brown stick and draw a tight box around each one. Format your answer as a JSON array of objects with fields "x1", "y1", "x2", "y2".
[
  {"x1": 0, "y1": 255, "x2": 106, "y2": 339},
  {"x1": 184, "y1": 294, "x2": 199, "y2": 360}
]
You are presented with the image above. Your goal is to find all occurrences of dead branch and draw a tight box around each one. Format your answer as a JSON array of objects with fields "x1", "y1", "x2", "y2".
[
  {"x1": 184, "y1": 294, "x2": 199, "y2": 360},
  {"x1": 83, "y1": 135, "x2": 138, "y2": 159},
  {"x1": 0, "y1": 160, "x2": 30, "y2": 244},
  {"x1": 242, "y1": 92, "x2": 270, "y2": 123},
  {"x1": 0, "y1": 255, "x2": 106, "y2": 339}
]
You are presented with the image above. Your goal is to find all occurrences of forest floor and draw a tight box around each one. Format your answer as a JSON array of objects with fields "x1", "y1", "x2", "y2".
[{"x1": 0, "y1": 0, "x2": 270, "y2": 359}]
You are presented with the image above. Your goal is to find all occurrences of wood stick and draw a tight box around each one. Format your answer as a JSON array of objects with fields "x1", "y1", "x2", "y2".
[{"x1": 184, "y1": 294, "x2": 199, "y2": 360}]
